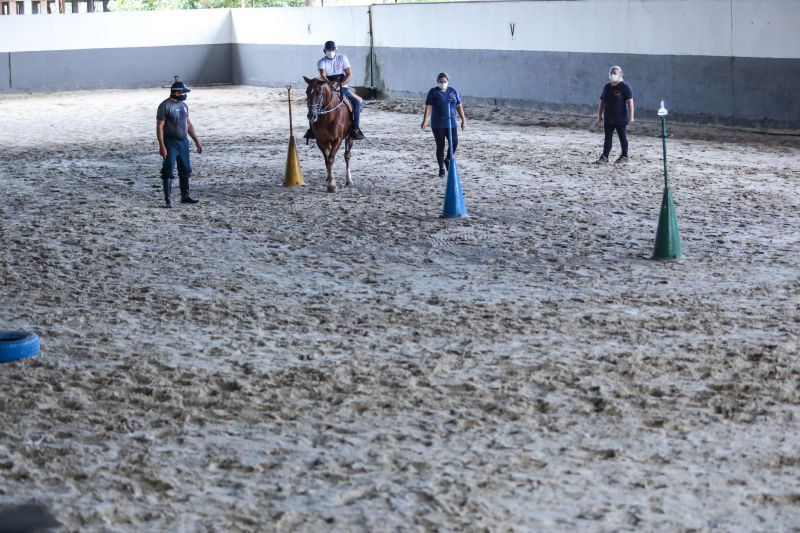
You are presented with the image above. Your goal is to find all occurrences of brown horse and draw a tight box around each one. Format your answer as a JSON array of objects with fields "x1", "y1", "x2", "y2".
[{"x1": 303, "y1": 76, "x2": 355, "y2": 192}]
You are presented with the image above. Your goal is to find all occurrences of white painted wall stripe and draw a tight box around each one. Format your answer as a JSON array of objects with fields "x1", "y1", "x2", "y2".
[
  {"x1": 371, "y1": 0, "x2": 799, "y2": 59},
  {"x1": 231, "y1": 7, "x2": 370, "y2": 48},
  {"x1": 0, "y1": 1, "x2": 797, "y2": 59},
  {"x1": 0, "y1": 10, "x2": 231, "y2": 53},
  {"x1": 732, "y1": 0, "x2": 800, "y2": 59}
]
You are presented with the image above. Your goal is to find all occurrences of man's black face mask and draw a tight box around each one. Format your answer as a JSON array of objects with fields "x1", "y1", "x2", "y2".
[{"x1": 172, "y1": 92, "x2": 187, "y2": 101}]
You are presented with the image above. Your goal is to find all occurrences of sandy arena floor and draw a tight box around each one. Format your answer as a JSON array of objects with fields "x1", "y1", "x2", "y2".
[{"x1": 1, "y1": 86, "x2": 799, "y2": 531}]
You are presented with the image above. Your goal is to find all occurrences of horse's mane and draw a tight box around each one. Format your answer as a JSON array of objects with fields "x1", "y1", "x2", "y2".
[{"x1": 304, "y1": 76, "x2": 338, "y2": 87}]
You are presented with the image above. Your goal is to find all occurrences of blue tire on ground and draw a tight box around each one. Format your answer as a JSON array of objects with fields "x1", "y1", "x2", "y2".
[{"x1": 0, "y1": 331, "x2": 41, "y2": 363}]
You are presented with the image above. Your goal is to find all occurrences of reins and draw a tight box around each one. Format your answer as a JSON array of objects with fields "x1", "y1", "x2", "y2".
[{"x1": 312, "y1": 84, "x2": 346, "y2": 116}]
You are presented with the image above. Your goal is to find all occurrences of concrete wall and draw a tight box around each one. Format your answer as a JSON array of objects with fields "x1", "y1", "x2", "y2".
[
  {"x1": 0, "y1": 10, "x2": 232, "y2": 90},
  {"x1": 1, "y1": 1, "x2": 799, "y2": 128},
  {"x1": 230, "y1": 7, "x2": 370, "y2": 87},
  {"x1": 370, "y1": 0, "x2": 800, "y2": 128}
]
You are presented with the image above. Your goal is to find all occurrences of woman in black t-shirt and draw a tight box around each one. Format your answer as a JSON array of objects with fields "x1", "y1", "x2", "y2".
[{"x1": 595, "y1": 66, "x2": 635, "y2": 164}]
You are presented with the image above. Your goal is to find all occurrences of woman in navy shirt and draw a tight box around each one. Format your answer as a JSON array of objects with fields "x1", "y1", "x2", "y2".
[
  {"x1": 596, "y1": 65, "x2": 635, "y2": 164},
  {"x1": 421, "y1": 72, "x2": 467, "y2": 177}
]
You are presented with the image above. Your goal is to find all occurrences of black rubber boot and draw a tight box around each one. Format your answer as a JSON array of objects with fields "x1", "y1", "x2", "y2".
[
  {"x1": 179, "y1": 174, "x2": 198, "y2": 204},
  {"x1": 162, "y1": 178, "x2": 172, "y2": 208}
]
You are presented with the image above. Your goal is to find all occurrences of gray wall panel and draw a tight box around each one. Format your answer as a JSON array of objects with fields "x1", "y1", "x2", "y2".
[
  {"x1": 2, "y1": 41, "x2": 797, "y2": 128},
  {"x1": 233, "y1": 44, "x2": 371, "y2": 88},
  {"x1": 373, "y1": 47, "x2": 800, "y2": 129},
  {"x1": 1, "y1": 53, "x2": 9, "y2": 91},
  {"x1": 8, "y1": 44, "x2": 232, "y2": 92},
  {"x1": 732, "y1": 56, "x2": 800, "y2": 128}
]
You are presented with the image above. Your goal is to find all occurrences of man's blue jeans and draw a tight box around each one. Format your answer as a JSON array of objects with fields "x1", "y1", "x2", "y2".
[{"x1": 161, "y1": 136, "x2": 192, "y2": 198}]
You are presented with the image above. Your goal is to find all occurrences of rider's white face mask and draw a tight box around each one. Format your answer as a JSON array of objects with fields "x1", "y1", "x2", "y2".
[
  {"x1": 438, "y1": 81, "x2": 448, "y2": 90},
  {"x1": 325, "y1": 51, "x2": 336, "y2": 59},
  {"x1": 609, "y1": 73, "x2": 621, "y2": 83}
]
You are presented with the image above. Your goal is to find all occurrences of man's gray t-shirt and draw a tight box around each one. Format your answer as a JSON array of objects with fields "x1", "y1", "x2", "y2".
[{"x1": 157, "y1": 98, "x2": 189, "y2": 139}]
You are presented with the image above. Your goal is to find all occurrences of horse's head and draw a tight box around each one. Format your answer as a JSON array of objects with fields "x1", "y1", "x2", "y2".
[{"x1": 303, "y1": 76, "x2": 332, "y2": 124}]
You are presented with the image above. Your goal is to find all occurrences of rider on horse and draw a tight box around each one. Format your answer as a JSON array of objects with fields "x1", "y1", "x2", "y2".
[{"x1": 304, "y1": 40, "x2": 365, "y2": 141}]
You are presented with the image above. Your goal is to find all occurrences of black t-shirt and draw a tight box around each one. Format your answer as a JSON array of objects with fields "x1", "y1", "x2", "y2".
[{"x1": 600, "y1": 81, "x2": 633, "y2": 126}]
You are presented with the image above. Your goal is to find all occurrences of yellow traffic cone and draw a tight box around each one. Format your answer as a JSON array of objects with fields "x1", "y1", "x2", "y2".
[
  {"x1": 284, "y1": 135, "x2": 304, "y2": 187},
  {"x1": 284, "y1": 85, "x2": 305, "y2": 187}
]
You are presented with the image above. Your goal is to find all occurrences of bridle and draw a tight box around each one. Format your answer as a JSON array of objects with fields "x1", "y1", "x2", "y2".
[{"x1": 307, "y1": 82, "x2": 346, "y2": 123}]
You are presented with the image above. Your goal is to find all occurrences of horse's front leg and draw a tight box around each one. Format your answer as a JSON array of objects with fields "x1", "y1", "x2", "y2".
[
  {"x1": 344, "y1": 137, "x2": 355, "y2": 187},
  {"x1": 326, "y1": 138, "x2": 344, "y2": 193},
  {"x1": 316, "y1": 140, "x2": 334, "y2": 192}
]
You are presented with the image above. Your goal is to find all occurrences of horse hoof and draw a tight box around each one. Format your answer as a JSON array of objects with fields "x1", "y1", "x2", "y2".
[
  {"x1": 345, "y1": 180, "x2": 354, "y2": 187},
  {"x1": 327, "y1": 185, "x2": 336, "y2": 193}
]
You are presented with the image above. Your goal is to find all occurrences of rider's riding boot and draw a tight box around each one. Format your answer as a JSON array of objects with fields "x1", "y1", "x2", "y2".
[
  {"x1": 162, "y1": 178, "x2": 172, "y2": 208},
  {"x1": 303, "y1": 128, "x2": 315, "y2": 141},
  {"x1": 350, "y1": 99, "x2": 365, "y2": 140},
  {"x1": 350, "y1": 126, "x2": 365, "y2": 140},
  {"x1": 179, "y1": 174, "x2": 198, "y2": 204}
]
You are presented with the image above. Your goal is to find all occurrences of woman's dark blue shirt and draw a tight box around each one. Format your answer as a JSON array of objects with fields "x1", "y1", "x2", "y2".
[
  {"x1": 600, "y1": 81, "x2": 633, "y2": 126},
  {"x1": 426, "y1": 87, "x2": 461, "y2": 128}
]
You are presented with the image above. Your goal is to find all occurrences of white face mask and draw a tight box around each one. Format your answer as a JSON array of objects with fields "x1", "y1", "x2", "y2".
[
  {"x1": 325, "y1": 51, "x2": 336, "y2": 59},
  {"x1": 609, "y1": 73, "x2": 621, "y2": 83},
  {"x1": 438, "y1": 81, "x2": 448, "y2": 90}
]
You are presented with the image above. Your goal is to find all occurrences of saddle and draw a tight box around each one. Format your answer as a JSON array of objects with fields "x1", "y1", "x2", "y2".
[{"x1": 331, "y1": 83, "x2": 354, "y2": 114}]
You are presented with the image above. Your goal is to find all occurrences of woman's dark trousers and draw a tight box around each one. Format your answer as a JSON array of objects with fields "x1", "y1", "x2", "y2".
[
  {"x1": 603, "y1": 124, "x2": 628, "y2": 158},
  {"x1": 432, "y1": 126, "x2": 458, "y2": 170}
]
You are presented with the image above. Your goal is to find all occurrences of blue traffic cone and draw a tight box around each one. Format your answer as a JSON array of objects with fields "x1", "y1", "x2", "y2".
[
  {"x1": 442, "y1": 157, "x2": 468, "y2": 218},
  {"x1": 441, "y1": 99, "x2": 467, "y2": 219}
]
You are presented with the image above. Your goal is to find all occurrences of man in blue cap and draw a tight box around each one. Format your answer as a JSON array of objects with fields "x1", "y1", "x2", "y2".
[
  {"x1": 304, "y1": 40, "x2": 365, "y2": 141},
  {"x1": 156, "y1": 76, "x2": 203, "y2": 207}
]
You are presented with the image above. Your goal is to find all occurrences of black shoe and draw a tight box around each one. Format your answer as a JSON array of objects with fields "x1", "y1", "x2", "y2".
[
  {"x1": 180, "y1": 195, "x2": 199, "y2": 204},
  {"x1": 350, "y1": 128, "x2": 365, "y2": 140},
  {"x1": 438, "y1": 168, "x2": 445, "y2": 178},
  {"x1": 303, "y1": 129, "x2": 315, "y2": 140},
  {"x1": 164, "y1": 199, "x2": 172, "y2": 208}
]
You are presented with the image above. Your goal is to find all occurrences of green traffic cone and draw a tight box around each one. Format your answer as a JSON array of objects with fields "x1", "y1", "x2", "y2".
[
  {"x1": 652, "y1": 100, "x2": 682, "y2": 261},
  {"x1": 652, "y1": 186, "x2": 682, "y2": 260}
]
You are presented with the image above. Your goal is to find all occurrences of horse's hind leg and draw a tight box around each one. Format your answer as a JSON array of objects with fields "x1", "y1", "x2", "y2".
[{"x1": 344, "y1": 138, "x2": 354, "y2": 187}]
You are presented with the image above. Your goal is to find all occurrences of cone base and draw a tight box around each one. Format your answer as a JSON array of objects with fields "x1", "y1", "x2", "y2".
[
  {"x1": 652, "y1": 186, "x2": 682, "y2": 260},
  {"x1": 441, "y1": 159, "x2": 468, "y2": 219},
  {"x1": 284, "y1": 135, "x2": 305, "y2": 187}
]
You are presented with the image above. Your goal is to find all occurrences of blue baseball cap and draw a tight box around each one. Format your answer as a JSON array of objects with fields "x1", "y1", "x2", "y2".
[{"x1": 170, "y1": 80, "x2": 191, "y2": 93}]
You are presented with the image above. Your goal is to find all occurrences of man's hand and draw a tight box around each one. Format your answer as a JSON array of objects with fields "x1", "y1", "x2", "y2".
[
  {"x1": 196, "y1": 142, "x2": 203, "y2": 155},
  {"x1": 461, "y1": 118, "x2": 467, "y2": 131},
  {"x1": 159, "y1": 145, "x2": 167, "y2": 158}
]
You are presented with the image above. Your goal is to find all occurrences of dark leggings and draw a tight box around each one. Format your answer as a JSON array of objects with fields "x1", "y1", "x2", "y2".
[
  {"x1": 432, "y1": 127, "x2": 458, "y2": 169},
  {"x1": 603, "y1": 124, "x2": 628, "y2": 157}
]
